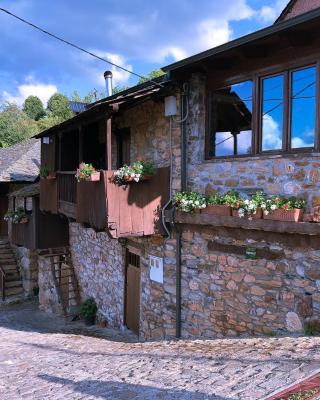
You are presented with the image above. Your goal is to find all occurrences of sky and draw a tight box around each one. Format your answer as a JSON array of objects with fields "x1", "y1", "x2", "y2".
[{"x1": 0, "y1": 0, "x2": 289, "y2": 106}]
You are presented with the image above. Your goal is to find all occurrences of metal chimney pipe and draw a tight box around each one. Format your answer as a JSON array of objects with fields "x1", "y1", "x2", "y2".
[{"x1": 104, "y1": 70, "x2": 113, "y2": 97}]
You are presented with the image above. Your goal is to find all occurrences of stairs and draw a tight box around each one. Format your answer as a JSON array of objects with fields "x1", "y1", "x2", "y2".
[{"x1": 0, "y1": 239, "x2": 24, "y2": 303}]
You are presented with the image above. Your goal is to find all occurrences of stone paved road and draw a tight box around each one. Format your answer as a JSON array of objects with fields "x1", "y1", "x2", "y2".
[{"x1": 0, "y1": 302, "x2": 320, "y2": 400}]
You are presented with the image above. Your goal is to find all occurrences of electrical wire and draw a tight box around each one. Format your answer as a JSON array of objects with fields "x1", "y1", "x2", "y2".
[{"x1": 0, "y1": 7, "x2": 164, "y2": 88}]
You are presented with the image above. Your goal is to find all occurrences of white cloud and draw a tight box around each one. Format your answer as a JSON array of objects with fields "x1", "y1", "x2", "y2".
[
  {"x1": 262, "y1": 114, "x2": 282, "y2": 150},
  {"x1": 2, "y1": 77, "x2": 57, "y2": 106},
  {"x1": 85, "y1": 51, "x2": 132, "y2": 88},
  {"x1": 197, "y1": 19, "x2": 232, "y2": 51},
  {"x1": 257, "y1": 0, "x2": 288, "y2": 23}
]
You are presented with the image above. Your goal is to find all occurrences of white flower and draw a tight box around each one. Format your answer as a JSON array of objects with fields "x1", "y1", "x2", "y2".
[
  {"x1": 261, "y1": 203, "x2": 266, "y2": 209},
  {"x1": 271, "y1": 204, "x2": 277, "y2": 211},
  {"x1": 264, "y1": 210, "x2": 269, "y2": 215},
  {"x1": 194, "y1": 200, "x2": 200, "y2": 206}
]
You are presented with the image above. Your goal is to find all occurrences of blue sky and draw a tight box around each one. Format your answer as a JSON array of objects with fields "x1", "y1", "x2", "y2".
[{"x1": 0, "y1": 0, "x2": 288, "y2": 106}]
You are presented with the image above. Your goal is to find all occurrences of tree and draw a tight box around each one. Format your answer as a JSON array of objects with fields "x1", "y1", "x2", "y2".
[
  {"x1": 47, "y1": 93, "x2": 73, "y2": 120},
  {"x1": 0, "y1": 103, "x2": 38, "y2": 147},
  {"x1": 112, "y1": 85, "x2": 129, "y2": 95},
  {"x1": 23, "y1": 96, "x2": 45, "y2": 121},
  {"x1": 138, "y1": 69, "x2": 165, "y2": 84}
]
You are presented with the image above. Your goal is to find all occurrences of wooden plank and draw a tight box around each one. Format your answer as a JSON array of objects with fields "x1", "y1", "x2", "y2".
[
  {"x1": 40, "y1": 179, "x2": 58, "y2": 214},
  {"x1": 106, "y1": 118, "x2": 112, "y2": 170},
  {"x1": 58, "y1": 201, "x2": 77, "y2": 220},
  {"x1": 76, "y1": 172, "x2": 107, "y2": 230},
  {"x1": 125, "y1": 264, "x2": 140, "y2": 335}
]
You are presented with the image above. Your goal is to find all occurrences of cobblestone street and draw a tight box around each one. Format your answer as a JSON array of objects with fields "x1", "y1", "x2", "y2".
[{"x1": 0, "y1": 301, "x2": 319, "y2": 400}]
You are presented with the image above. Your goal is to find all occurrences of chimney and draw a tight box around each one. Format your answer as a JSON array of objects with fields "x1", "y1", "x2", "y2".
[{"x1": 104, "y1": 70, "x2": 113, "y2": 97}]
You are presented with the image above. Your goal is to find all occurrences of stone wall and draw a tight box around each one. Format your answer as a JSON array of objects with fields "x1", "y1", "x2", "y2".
[
  {"x1": 38, "y1": 254, "x2": 63, "y2": 314},
  {"x1": 13, "y1": 246, "x2": 38, "y2": 297},
  {"x1": 129, "y1": 236, "x2": 177, "y2": 340},
  {"x1": 69, "y1": 223, "x2": 125, "y2": 327},
  {"x1": 114, "y1": 95, "x2": 182, "y2": 192},
  {"x1": 68, "y1": 224, "x2": 177, "y2": 339},
  {"x1": 186, "y1": 73, "x2": 320, "y2": 212},
  {"x1": 179, "y1": 227, "x2": 320, "y2": 337}
]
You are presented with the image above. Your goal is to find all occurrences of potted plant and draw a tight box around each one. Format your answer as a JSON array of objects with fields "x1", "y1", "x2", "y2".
[
  {"x1": 173, "y1": 191, "x2": 206, "y2": 213},
  {"x1": 203, "y1": 193, "x2": 231, "y2": 216},
  {"x1": 111, "y1": 159, "x2": 155, "y2": 185},
  {"x1": 263, "y1": 196, "x2": 305, "y2": 222},
  {"x1": 234, "y1": 191, "x2": 264, "y2": 219},
  {"x1": 79, "y1": 297, "x2": 97, "y2": 326},
  {"x1": 75, "y1": 162, "x2": 100, "y2": 182},
  {"x1": 40, "y1": 165, "x2": 56, "y2": 180},
  {"x1": 4, "y1": 207, "x2": 28, "y2": 224},
  {"x1": 224, "y1": 190, "x2": 244, "y2": 217}
]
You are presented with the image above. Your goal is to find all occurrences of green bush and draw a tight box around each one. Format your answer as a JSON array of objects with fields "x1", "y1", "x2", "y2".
[{"x1": 79, "y1": 298, "x2": 97, "y2": 319}]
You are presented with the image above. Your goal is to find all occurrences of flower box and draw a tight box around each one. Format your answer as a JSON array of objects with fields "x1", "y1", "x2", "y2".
[
  {"x1": 18, "y1": 217, "x2": 29, "y2": 224},
  {"x1": 202, "y1": 205, "x2": 231, "y2": 216},
  {"x1": 263, "y1": 208, "x2": 303, "y2": 222},
  {"x1": 232, "y1": 208, "x2": 263, "y2": 219},
  {"x1": 47, "y1": 172, "x2": 56, "y2": 180},
  {"x1": 89, "y1": 171, "x2": 100, "y2": 182}
]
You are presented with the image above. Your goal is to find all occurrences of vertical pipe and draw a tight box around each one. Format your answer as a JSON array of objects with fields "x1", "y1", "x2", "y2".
[{"x1": 176, "y1": 88, "x2": 188, "y2": 338}]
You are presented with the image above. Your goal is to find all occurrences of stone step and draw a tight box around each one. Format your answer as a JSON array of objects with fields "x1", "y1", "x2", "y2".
[
  {"x1": 5, "y1": 274, "x2": 21, "y2": 282},
  {"x1": 4, "y1": 287, "x2": 23, "y2": 296},
  {"x1": 5, "y1": 280, "x2": 22, "y2": 289}
]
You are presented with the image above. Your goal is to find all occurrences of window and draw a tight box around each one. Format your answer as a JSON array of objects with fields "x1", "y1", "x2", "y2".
[
  {"x1": 261, "y1": 74, "x2": 284, "y2": 151},
  {"x1": 290, "y1": 66, "x2": 316, "y2": 149},
  {"x1": 209, "y1": 80, "x2": 253, "y2": 157},
  {"x1": 206, "y1": 64, "x2": 318, "y2": 158}
]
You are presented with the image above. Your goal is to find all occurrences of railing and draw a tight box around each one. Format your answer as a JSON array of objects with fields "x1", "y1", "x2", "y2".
[
  {"x1": 57, "y1": 172, "x2": 77, "y2": 204},
  {"x1": 0, "y1": 264, "x2": 5, "y2": 301}
]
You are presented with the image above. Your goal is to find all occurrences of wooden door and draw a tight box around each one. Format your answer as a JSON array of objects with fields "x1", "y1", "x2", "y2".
[
  {"x1": 125, "y1": 251, "x2": 140, "y2": 334},
  {"x1": 0, "y1": 195, "x2": 8, "y2": 237}
]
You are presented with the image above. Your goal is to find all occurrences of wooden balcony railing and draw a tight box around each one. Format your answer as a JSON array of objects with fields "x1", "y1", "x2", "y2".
[
  {"x1": 11, "y1": 216, "x2": 36, "y2": 250},
  {"x1": 40, "y1": 167, "x2": 169, "y2": 237},
  {"x1": 57, "y1": 172, "x2": 77, "y2": 219}
]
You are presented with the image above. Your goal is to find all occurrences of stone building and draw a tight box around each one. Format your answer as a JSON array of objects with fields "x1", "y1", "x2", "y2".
[{"x1": 34, "y1": 1, "x2": 320, "y2": 339}]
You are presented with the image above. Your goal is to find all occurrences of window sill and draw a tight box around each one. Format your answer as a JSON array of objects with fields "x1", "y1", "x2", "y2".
[{"x1": 203, "y1": 151, "x2": 320, "y2": 163}]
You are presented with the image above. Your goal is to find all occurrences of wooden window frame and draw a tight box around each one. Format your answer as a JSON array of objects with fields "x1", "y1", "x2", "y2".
[{"x1": 205, "y1": 61, "x2": 320, "y2": 160}]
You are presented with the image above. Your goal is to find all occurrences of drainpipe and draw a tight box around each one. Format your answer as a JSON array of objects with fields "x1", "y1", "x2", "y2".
[{"x1": 176, "y1": 83, "x2": 189, "y2": 338}]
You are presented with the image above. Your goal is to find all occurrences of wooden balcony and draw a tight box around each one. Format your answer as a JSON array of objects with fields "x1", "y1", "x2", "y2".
[
  {"x1": 10, "y1": 199, "x2": 69, "y2": 250},
  {"x1": 40, "y1": 167, "x2": 169, "y2": 237}
]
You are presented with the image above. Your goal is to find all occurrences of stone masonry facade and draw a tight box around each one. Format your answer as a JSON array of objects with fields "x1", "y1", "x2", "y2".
[
  {"x1": 38, "y1": 71, "x2": 320, "y2": 340},
  {"x1": 13, "y1": 245, "x2": 38, "y2": 298},
  {"x1": 180, "y1": 228, "x2": 320, "y2": 337}
]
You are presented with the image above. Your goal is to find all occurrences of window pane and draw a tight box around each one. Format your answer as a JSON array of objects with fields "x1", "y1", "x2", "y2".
[
  {"x1": 211, "y1": 80, "x2": 253, "y2": 156},
  {"x1": 262, "y1": 75, "x2": 284, "y2": 151},
  {"x1": 25, "y1": 197, "x2": 33, "y2": 212},
  {"x1": 291, "y1": 66, "x2": 316, "y2": 149}
]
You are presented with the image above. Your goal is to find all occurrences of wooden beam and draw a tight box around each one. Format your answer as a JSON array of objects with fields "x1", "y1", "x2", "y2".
[
  {"x1": 106, "y1": 117, "x2": 112, "y2": 170},
  {"x1": 78, "y1": 125, "x2": 83, "y2": 163},
  {"x1": 58, "y1": 133, "x2": 62, "y2": 171}
]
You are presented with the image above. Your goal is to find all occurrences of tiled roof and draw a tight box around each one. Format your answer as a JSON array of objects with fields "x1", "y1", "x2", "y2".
[
  {"x1": 0, "y1": 138, "x2": 40, "y2": 182},
  {"x1": 9, "y1": 182, "x2": 39, "y2": 198}
]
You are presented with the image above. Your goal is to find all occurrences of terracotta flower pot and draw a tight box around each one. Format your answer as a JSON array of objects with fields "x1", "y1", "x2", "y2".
[
  {"x1": 232, "y1": 208, "x2": 262, "y2": 219},
  {"x1": 202, "y1": 205, "x2": 231, "y2": 216},
  {"x1": 90, "y1": 171, "x2": 100, "y2": 182},
  {"x1": 263, "y1": 208, "x2": 303, "y2": 222},
  {"x1": 47, "y1": 172, "x2": 56, "y2": 180},
  {"x1": 194, "y1": 208, "x2": 201, "y2": 214}
]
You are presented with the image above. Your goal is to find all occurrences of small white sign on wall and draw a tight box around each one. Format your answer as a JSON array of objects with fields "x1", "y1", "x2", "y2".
[{"x1": 149, "y1": 256, "x2": 163, "y2": 284}]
